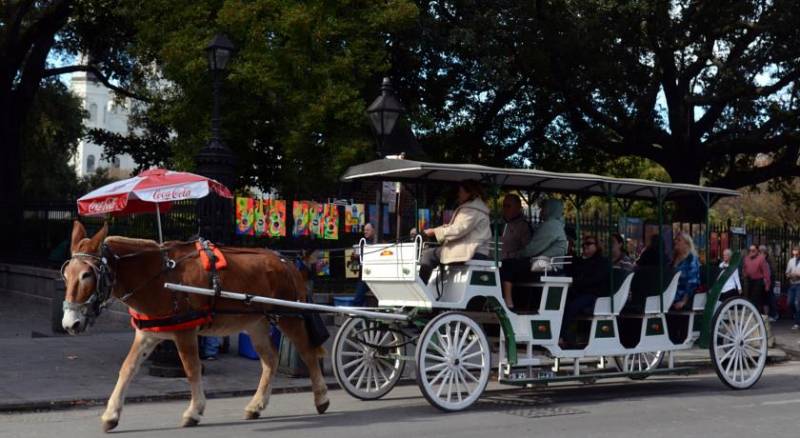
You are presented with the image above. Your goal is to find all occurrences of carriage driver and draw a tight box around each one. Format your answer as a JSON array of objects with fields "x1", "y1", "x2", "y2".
[{"x1": 419, "y1": 180, "x2": 492, "y2": 285}]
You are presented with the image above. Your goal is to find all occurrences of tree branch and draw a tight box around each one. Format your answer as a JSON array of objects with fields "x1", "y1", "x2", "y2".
[
  {"x1": 711, "y1": 143, "x2": 800, "y2": 189},
  {"x1": 43, "y1": 65, "x2": 152, "y2": 102}
]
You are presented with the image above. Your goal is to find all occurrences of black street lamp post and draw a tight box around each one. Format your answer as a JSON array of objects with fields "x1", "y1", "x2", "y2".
[
  {"x1": 149, "y1": 34, "x2": 237, "y2": 377},
  {"x1": 196, "y1": 33, "x2": 237, "y2": 243},
  {"x1": 366, "y1": 77, "x2": 405, "y2": 240}
]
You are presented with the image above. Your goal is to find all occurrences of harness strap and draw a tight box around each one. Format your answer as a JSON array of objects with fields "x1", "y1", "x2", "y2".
[{"x1": 129, "y1": 307, "x2": 212, "y2": 332}]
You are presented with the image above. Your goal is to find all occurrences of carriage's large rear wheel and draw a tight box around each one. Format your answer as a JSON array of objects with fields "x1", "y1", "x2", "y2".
[
  {"x1": 710, "y1": 297, "x2": 767, "y2": 389},
  {"x1": 416, "y1": 312, "x2": 490, "y2": 412},
  {"x1": 333, "y1": 317, "x2": 406, "y2": 400}
]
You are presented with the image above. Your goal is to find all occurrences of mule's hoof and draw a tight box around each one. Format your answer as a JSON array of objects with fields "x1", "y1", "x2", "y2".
[
  {"x1": 101, "y1": 419, "x2": 118, "y2": 433},
  {"x1": 316, "y1": 400, "x2": 330, "y2": 415},
  {"x1": 244, "y1": 410, "x2": 261, "y2": 420},
  {"x1": 181, "y1": 417, "x2": 200, "y2": 427}
]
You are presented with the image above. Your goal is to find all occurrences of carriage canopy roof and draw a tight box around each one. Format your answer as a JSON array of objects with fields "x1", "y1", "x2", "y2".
[{"x1": 341, "y1": 158, "x2": 740, "y2": 201}]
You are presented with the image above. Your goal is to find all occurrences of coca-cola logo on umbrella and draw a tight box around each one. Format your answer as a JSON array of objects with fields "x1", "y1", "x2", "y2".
[
  {"x1": 151, "y1": 187, "x2": 192, "y2": 201},
  {"x1": 87, "y1": 197, "x2": 121, "y2": 214}
]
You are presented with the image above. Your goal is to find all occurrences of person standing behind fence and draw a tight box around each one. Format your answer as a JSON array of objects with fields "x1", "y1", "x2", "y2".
[
  {"x1": 785, "y1": 246, "x2": 800, "y2": 330},
  {"x1": 760, "y1": 245, "x2": 779, "y2": 322},
  {"x1": 351, "y1": 223, "x2": 376, "y2": 306},
  {"x1": 718, "y1": 248, "x2": 743, "y2": 302},
  {"x1": 743, "y1": 245, "x2": 771, "y2": 315}
]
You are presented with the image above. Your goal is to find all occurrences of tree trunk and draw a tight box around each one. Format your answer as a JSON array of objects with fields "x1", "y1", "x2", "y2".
[{"x1": 0, "y1": 96, "x2": 24, "y2": 256}]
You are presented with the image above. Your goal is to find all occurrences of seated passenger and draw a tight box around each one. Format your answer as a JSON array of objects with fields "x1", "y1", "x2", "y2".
[
  {"x1": 560, "y1": 235, "x2": 610, "y2": 345},
  {"x1": 718, "y1": 248, "x2": 742, "y2": 302},
  {"x1": 419, "y1": 180, "x2": 491, "y2": 285},
  {"x1": 636, "y1": 234, "x2": 662, "y2": 268},
  {"x1": 500, "y1": 199, "x2": 567, "y2": 309},
  {"x1": 500, "y1": 194, "x2": 532, "y2": 259},
  {"x1": 611, "y1": 233, "x2": 635, "y2": 272},
  {"x1": 670, "y1": 232, "x2": 700, "y2": 310}
]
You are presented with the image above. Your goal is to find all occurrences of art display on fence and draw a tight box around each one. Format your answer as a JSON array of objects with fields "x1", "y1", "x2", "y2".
[
  {"x1": 315, "y1": 250, "x2": 330, "y2": 276},
  {"x1": 344, "y1": 203, "x2": 365, "y2": 233},
  {"x1": 236, "y1": 197, "x2": 254, "y2": 236},
  {"x1": 417, "y1": 208, "x2": 431, "y2": 232},
  {"x1": 443, "y1": 209, "x2": 455, "y2": 224},
  {"x1": 292, "y1": 201, "x2": 311, "y2": 237},
  {"x1": 266, "y1": 200, "x2": 286, "y2": 237},
  {"x1": 344, "y1": 248, "x2": 360, "y2": 279},
  {"x1": 253, "y1": 199, "x2": 267, "y2": 236},
  {"x1": 323, "y1": 203, "x2": 339, "y2": 240},
  {"x1": 368, "y1": 204, "x2": 391, "y2": 235}
]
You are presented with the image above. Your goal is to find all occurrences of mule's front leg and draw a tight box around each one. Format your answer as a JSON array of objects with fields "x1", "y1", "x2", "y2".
[
  {"x1": 243, "y1": 321, "x2": 279, "y2": 420},
  {"x1": 174, "y1": 330, "x2": 206, "y2": 427},
  {"x1": 101, "y1": 330, "x2": 161, "y2": 432}
]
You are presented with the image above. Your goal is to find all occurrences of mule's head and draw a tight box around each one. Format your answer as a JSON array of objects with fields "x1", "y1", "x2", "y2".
[{"x1": 61, "y1": 221, "x2": 109, "y2": 334}]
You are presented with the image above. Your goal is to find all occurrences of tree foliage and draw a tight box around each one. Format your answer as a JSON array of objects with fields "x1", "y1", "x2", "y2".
[{"x1": 91, "y1": 0, "x2": 418, "y2": 196}]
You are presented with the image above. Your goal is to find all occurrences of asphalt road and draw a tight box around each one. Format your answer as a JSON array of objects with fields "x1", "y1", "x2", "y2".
[{"x1": 2, "y1": 361, "x2": 799, "y2": 438}]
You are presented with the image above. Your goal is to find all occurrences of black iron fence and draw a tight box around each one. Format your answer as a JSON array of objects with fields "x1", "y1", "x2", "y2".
[{"x1": 12, "y1": 201, "x2": 800, "y2": 292}]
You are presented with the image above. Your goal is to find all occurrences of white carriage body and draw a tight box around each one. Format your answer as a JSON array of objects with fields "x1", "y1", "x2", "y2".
[{"x1": 360, "y1": 240, "x2": 711, "y2": 366}]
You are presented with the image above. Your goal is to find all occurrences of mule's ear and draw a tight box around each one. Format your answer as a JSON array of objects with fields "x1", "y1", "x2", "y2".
[
  {"x1": 71, "y1": 221, "x2": 87, "y2": 252},
  {"x1": 88, "y1": 222, "x2": 109, "y2": 251}
]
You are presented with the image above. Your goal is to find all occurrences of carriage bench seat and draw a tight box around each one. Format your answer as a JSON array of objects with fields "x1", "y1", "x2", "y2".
[
  {"x1": 643, "y1": 272, "x2": 681, "y2": 314},
  {"x1": 592, "y1": 272, "x2": 634, "y2": 316}
]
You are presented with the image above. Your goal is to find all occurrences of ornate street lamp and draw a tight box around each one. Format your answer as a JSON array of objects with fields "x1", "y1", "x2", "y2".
[
  {"x1": 366, "y1": 77, "x2": 405, "y2": 157},
  {"x1": 195, "y1": 33, "x2": 237, "y2": 243},
  {"x1": 366, "y1": 78, "x2": 406, "y2": 240},
  {"x1": 150, "y1": 34, "x2": 237, "y2": 377}
]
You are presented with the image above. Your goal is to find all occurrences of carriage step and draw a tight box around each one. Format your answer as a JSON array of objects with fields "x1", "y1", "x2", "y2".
[{"x1": 500, "y1": 366, "x2": 697, "y2": 386}]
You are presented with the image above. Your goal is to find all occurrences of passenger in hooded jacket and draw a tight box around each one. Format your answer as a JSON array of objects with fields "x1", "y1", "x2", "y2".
[{"x1": 419, "y1": 180, "x2": 491, "y2": 285}]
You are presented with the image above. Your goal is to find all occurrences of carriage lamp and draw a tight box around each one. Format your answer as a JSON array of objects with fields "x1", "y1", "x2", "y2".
[{"x1": 366, "y1": 77, "x2": 405, "y2": 157}]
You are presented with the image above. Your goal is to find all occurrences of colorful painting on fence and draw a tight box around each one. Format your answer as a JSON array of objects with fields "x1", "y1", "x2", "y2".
[
  {"x1": 266, "y1": 200, "x2": 286, "y2": 237},
  {"x1": 292, "y1": 201, "x2": 311, "y2": 237},
  {"x1": 344, "y1": 204, "x2": 365, "y2": 233},
  {"x1": 236, "y1": 197, "x2": 255, "y2": 236},
  {"x1": 310, "y1": 202, "x2": 325, "y2": 238},
  {"x1": 417, "y1": 208, "x2": 431, "y2": 232},
  {"x1": 344, "y1": 249, "x2": 360, "y2": 279},
  {"x1": 253, "y1": 199, "x2": 267, "y2": 236},
  {"x1": 323, "y1": 203, "x2": 339, "y2": 240},
  {"x1": 315, "y1": 250, "x2": 330, "y2": 276},
  {"x1": 368, "y1": 204, "x2": 391, "y2": 235}
]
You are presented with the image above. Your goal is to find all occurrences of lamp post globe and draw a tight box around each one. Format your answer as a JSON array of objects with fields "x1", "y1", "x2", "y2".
[{"x1": 366, "y1": 77, "x2": 405, "y2": 157}]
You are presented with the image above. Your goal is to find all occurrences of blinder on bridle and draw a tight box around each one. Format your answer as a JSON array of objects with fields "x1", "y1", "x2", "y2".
[{"x1": 61, "y1": 244, "x2": 116, "y2": 326}]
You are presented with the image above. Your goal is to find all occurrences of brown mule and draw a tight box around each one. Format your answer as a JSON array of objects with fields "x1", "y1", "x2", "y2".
[{"x1": 61, "y1": 221, "x2": 329, "y2": 432}]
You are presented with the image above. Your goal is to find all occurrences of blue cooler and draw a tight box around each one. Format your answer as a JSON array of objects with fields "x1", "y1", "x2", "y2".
[
  {"x1": 238, "y1": 324, "x2": 281, "y2": 360},
  {"x1": 333, "y1": 295, "x2": 357, "y2": 307}
]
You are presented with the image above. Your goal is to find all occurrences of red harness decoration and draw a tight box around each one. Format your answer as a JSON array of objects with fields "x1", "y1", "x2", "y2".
[
  {"x1": 195, "y1": 241, "x2": 227, "y2": 271},
  {"x1": 129, "y1": 307, "x2": 212, "y2": 332}
]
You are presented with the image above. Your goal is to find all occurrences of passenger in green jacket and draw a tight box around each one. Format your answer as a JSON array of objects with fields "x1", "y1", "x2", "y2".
[
  {"x1": 500, "y1": 198, "x2": 568, "y2": 309},
  {"x1": 519, "y1": 199, "x2": 568, "y2": 259}
]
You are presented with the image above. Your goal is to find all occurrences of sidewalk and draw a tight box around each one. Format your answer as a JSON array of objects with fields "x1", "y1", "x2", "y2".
[{"x1": 0, "y1": 292, "x2": 796, "y2": 412}]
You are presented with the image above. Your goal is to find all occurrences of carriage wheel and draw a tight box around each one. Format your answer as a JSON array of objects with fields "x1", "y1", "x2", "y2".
[
  {"x1": 416, "y1": 312, "x2": 491, "y2": 412},
  {"x1": 710, "y1": 297, "x2": 767, "y2": 390},
  {"x1": 612, "y1": 351, "x2": 664, "y2": 379},
  {"x1": 332, "y1": 317, "x2": 406, "y2": 400}
]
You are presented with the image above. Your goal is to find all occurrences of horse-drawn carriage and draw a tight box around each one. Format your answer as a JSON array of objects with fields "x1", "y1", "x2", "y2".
[
  {"x1": 62, "y1": 159, "x2": 767, "y2": 431},
  {"x1": 324, "y1": 158, "x2": 767, "y2": 411}
]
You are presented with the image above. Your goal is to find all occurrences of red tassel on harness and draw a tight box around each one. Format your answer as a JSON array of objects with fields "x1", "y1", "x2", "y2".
[
  {"x1": 129, "y1": 307, "x2": 212, "y2": 332},
  {"x1": 195, "y1": 241, "x2": 227, "y2": 271}
]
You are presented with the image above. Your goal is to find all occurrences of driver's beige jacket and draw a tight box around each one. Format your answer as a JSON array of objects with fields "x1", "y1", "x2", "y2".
[{"x1": 432, "y1": 197, "x2": 491, "y2": 264}]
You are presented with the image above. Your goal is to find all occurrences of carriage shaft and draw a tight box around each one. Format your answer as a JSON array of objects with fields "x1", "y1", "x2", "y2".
[{"x1": 163, "y1": 283, "x2": 410, "y2": 321}]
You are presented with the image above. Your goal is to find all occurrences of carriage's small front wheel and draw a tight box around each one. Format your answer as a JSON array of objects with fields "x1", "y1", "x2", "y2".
[
  {"x1": 416, "y1": 312, "x2": 490, "y2": 412},
  {"x1": 710, "y1": 297, "x2": 767, "y2": 389},
  {"x1": 613, "y1": 351, "x2": 664, "y2": 379},
  {"x1": 332, "y1": 317, "x2": 406, "y2": 400}
]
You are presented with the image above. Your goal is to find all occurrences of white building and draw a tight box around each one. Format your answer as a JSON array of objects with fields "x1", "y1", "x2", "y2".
[{"x1": 69, "y1": 69, "x2": 137, "y2": 178}]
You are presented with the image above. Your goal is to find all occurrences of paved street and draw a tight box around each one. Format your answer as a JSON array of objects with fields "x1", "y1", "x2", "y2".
[{"x1": 2, "y1": 361, "x2": 799, "y2": 438}]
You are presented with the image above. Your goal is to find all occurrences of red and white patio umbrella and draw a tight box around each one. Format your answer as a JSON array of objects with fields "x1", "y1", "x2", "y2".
[{"x1": 77, "y1": 168, "x2": 233, "y2": 242}]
